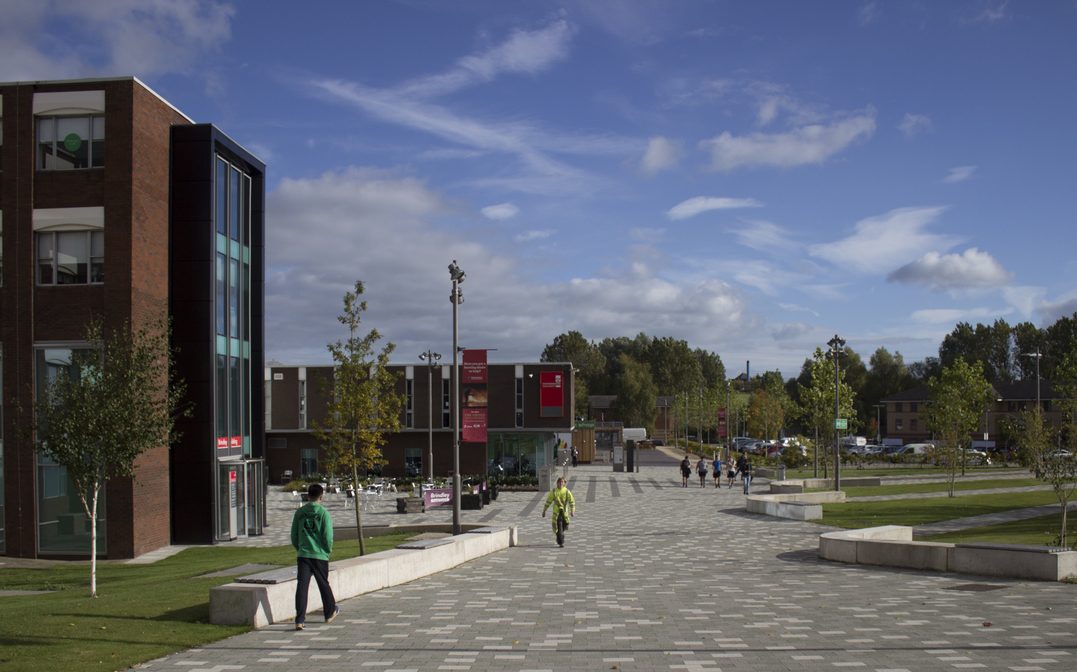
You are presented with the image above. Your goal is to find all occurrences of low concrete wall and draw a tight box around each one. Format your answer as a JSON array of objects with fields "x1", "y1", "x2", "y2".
[
  {"x1": 746, "y1": 490, "x2": 846, "y2": 520},
  {"x1": 818, "y1": 526, "x2": 1077, "y2": 582},
  {"x1": 770, "y1": 477, "x2": 882, "y2": 493},
  {"x1": 210, "y1": 526, "x2": 517, "y2": 628}
]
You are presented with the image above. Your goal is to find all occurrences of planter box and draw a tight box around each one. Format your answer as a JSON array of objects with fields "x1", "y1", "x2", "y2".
[
  {"x1": 396, "y1": 497, "x2": 424, "y2": 514},
  {"x1": 461, "y1": 493, "x2": 483, "y2": 510}
]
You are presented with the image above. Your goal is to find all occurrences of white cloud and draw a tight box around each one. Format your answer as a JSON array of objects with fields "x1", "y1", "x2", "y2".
[
  {"x1": 397, "y1": 19, "x2": 574, "y2": 99},
  {"x1": 640, "y1": 136, "x2": 680, "y2": 174},
  {"x1": 942, "y1": 165, "x2": 977, "y2": 183},
  {"x1": 910, "y1": 307, "x2": 1000, "y2": 324},
  {"x1": 515, "y1": 229, "x2": 554, "y2": 242},
  {"x1": 1004, "y1": 285, "x2": 1048, "y2": 318},
  {"x1": 731, "y1": 219, "x2": 798, "y2": 255},
  {"x1": 700, "y1": 111, "x2": 876, "y2": 171},
  {"x1": 887, "y1": 248, "x2": 1012, "y2": 290},
  {"x1": 481, "y1": 203, "x2": 520, "y2": 220},
  {"x1": 0, "y1": 0, "x2": 234, "y2": 81},
  {"x1": 629, "y1": 227, "x2": 666, "y2": 243},
  {"x1": 666, "y1": 196, "x2": 762, "y2": 220},
  {"x1": 858, "y1": 1, "x2": 881, "y2": 26},
  {"x1": 898, "y1": 113, "x2": 932, "y2": 138},
  {"x1": 809, "y1": 206, "x2": 960, "y2": 274},
  {"x1": 974, "y1": 2, "x2": 1009, "y2": 23},
  {"x1": 1037, "y1": 294, "x2": 1077, "y2": 325},
  {"x1": 265, "y1": 167, "x2": 763, "y2": 366}
]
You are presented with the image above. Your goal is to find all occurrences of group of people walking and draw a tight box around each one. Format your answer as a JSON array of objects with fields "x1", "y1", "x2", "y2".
[{"x1": 680, "y1": 452, "x2": 752, "y2": 494}]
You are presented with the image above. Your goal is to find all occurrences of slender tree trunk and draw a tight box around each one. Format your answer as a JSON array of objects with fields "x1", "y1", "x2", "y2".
[
  {"x1": 352, "y1": 462, "x2": 366, "y2": 555},
  {"x1": 80, "y1": 483, "x2": 100, "y2": 598}
]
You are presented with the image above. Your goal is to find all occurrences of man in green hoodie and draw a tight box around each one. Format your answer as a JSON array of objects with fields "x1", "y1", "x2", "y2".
[{"x1": 291, "y1": 483, "x2": 339, "y2": 630}]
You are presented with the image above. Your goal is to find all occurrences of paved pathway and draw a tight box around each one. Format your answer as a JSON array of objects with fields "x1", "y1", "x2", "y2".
[{"x1": 135, "y1": 465, "x2": 1077, "y2": 672}]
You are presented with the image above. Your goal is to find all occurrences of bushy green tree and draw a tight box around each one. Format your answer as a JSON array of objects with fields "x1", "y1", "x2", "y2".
[
  {"x1": 612, "y1": 354, "x2": 657, "y2": 431},
  {"x1": 797, "y1": 347, "x2": 855, "y2": 477},
  {"x1": 313, "y1": 281, "x2": 403, "y2": 556},
  {"x1": 34, "y1": 319, "x2": 185, "y2": 597},
  {"x1": 926, "y1": 358, "x2": 993, "y2": 496}
]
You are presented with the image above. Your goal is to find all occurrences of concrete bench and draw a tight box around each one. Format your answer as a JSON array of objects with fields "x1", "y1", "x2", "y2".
[
  {"x1": 818, "y1": 525, "x2": 1077, "y2": 581},
  {"x1": 209, "y1": 525, "x2": 518, "y2": 628},
  {"x1": 745, "y1": 490, "x2": 846, "y2": 520}
]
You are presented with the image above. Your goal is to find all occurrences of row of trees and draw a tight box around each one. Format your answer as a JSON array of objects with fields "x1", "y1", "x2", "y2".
[{"x1": 541, "y1": 314, "x2": 1077, "y2": 447}]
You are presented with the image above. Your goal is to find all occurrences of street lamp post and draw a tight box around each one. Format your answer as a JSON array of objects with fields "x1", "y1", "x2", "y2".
[
  {"x1": 874, "y1": 404, "x2": 886, "y2": 445},
  {"x1": 828, "y1": 335, "x2": 846, "y2": 492},
  {"x1": 419, "y1": 350, "x2": 441, "y2": 481},
  {"x1": 448, "y1": 260, "x2": 466, "y2": 536}
]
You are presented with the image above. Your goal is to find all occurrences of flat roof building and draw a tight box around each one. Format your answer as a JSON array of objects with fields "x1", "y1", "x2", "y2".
[{"x1": 0, "y1": 77, "x2": 265, "y2": 558}]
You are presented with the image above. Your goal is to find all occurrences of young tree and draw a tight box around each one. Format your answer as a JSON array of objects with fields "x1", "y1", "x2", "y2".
[
  {"x1": 797, "y1": 348, "x2": 855, "y2": 477},
  {"x1": 926, "y1": 358, "x2": 993, "y2": 497},
  {"x1": 1015, "y1": 407, "x2": 1075, "y2": 546},
  {"x1": 312, "y1": 281, "x2": 403, "y2": 556},
  {"x1": 34, "y1": 319, "x2": 185, "y2": 597}
]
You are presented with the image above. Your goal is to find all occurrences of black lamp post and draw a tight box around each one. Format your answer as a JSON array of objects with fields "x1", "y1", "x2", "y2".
[
  {"x1": 828, "y1": 334, "x2": 846, "y2": 491},
  {"x1": 448, "y1": 260, "x2": 465, "y2": 535},
  {"x1": 419, "y1": 350, "x2": 441, "y2": 481}
]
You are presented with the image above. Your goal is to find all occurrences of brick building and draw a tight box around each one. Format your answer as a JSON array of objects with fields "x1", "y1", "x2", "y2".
[
  {"x1": 0, "y1": 77, "x2": 265, "y2": 558},
  {"x1": 264, "y1": 361, "x2": 575, "y2": 482}
]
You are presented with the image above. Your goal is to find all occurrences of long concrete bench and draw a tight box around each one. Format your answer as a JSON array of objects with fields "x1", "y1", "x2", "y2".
[
  {"x1": 209, "y1": 525, "x2": 517, "y2": 628},
  {"x1": 745, "y1": 490, "x2": 846, "y2": 520},
  {"x1": 818, "y1": 525, "x2": 1077, "y2": 581}
]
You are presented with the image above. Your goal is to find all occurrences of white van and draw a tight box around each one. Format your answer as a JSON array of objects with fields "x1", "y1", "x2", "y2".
[
  {"x1": 898, "y1": 442, "x2": 934, "y2": 455},
  {"x1": 623, "y1": 428, "x2": 647, "y2": 443}
]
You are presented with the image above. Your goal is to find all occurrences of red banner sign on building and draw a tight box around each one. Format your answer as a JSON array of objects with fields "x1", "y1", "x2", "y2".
[
  {"x1": 540, "y1": 371, "x2": 564, "y2": 418},
  {"x1": 461, "y1": 349, "x2": 488, "y2": 442}
]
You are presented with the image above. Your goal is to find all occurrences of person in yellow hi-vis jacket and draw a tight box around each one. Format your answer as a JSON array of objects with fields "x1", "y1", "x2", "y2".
[{"x1": 542, "y1": 476, "x2": 576, "y2": 547}]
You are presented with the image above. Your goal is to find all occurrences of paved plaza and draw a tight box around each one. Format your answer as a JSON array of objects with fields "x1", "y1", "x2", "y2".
[{"x1": 135, "y1": 465, "x2": 1077, "y2": 672}]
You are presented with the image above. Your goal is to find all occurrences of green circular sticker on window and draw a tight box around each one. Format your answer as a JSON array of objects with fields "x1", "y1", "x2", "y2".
[{"x1": 63, "y1": 133, "x2": 83, "y2": 152}]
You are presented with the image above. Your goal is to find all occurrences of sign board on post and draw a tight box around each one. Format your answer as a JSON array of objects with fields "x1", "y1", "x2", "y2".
[
  {"x1": 461, "y1": 350, "x2": 488, "y2": 442},
  {"x1": 716, "y1": 408, "x2": 727, "y2": 439},
  {"x1": 835, "y1": 418, "x2": 848, "y2": 430}
]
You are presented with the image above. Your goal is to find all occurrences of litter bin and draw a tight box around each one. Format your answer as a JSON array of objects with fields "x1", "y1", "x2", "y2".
[{"x1": 777, "y1": 465, "x2": 787, "y2": 481}]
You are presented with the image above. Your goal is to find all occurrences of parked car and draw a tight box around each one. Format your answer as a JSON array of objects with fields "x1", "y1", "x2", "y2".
[{"x1": 962, "y1": 448, "x2": 991, "y2": 465}]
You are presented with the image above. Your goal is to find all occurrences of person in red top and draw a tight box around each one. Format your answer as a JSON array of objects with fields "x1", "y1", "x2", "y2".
[{"x1": 290, "y1": 483, "x2": 340, "y2": 630}]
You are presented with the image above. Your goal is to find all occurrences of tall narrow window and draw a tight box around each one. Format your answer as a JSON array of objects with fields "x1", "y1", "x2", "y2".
[
  {"x1": 229, "y1": 258, "x2": 239, "y2": 337},
  {"x1": 215, "y1": 253, "x2": 226, "y2": 335},
  {"x1": 216, "y1": 158, "x2": 228, "y2": 236},
  {"x1": 405, "y1": 378, "x2": 414, "y2": 428},
  {"x1": 515, "y1": 377, "x2": 524, "y2": 428},
  {"x1": 442, "y1": 378, "x2": 451, "y2": 428},
  {"x1": 229, "y1": 166, "x2": 240, "y2": 241}
]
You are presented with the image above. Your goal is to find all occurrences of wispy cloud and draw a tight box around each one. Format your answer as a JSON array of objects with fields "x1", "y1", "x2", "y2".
[
  {"x1": 910, "y1": 307, "x2": 1001, "y2": 324},
  {"x1": 396, "y1": 19, "x2": 574, "y2": 99},
  {"x1": 973, "y1": 2, "x2": 1009, "y2": 23},
  {"x1": 640, "y1": 136, "x2": 681, "y2": 174},
  {"x1": 858, "y1": 1, "x2": 881, "y2": 26},
  {"x1": 809, "y1": 206, "x2": 960, "y2": 274},
  {"x1": 888, "y1": 248, "x2": 1012, "y2": 290},
  {"x1": 898, "y1": 113, "x2": 932, "y2": 138},
  {"x1": 515, "y1": 229, "x2": 554, "y2": 243},
  {"x1": 481, "y1": 203, "x2": 520, "y2": 221},
  {"x1": 0, "y1": 0, "x2": 234, "y2": 81},
  {"x1": 942, "y1": 165, "x2": 977, "y2": 183},
  {"x1": 700, "y1": 110, "x2": 876, "y2": 171},
  {"x1": 666, "y1": 196, "x2": 763, "y2": 220},
  {"x1": 730, "y1": 220, "x2": 798, "y2": 255}
]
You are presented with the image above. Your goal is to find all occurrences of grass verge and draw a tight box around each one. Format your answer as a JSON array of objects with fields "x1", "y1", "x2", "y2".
[
  {"x1": 810, "y1": 478, "x2": 1044, "y2": 498},
  {"x1": 0, "y1": 534, "x2": 411, "y2": 672},
  {"x1": 921, "y1": 511, "x2": 1077, "y2": 548},
  {"x1": 819, "y1": 490, "x2": 1061, "y2": 529}
]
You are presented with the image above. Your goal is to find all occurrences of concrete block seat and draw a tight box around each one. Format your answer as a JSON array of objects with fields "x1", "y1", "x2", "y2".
[
  {"x1": 745, "y1": 490, "x2": 846, "y2": 520},
  {"x1": 209, "y1": 525, "x2": 517, "y2": 628},
  {"x1": 818, "y1": 525, "x2": 1077, "y2": 581}
]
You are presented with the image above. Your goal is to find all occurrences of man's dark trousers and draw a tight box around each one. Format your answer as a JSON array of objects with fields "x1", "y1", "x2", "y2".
[{"x1": 295, "y1": 556, "x2": 336, "y2": 624}]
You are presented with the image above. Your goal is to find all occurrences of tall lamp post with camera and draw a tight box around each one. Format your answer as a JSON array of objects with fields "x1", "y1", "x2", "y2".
[{"x1": 448, "y1": 260, "x2": 466, "y2": 536}]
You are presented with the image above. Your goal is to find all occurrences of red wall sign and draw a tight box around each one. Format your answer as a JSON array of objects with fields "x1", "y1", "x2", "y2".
[{"x1": 540, "y1": 371, "x2": 564, "y2": 418}]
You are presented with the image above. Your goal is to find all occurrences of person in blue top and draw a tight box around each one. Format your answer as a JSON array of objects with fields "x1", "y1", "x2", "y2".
[{"x1": 290, "y1": 483, "x2": 340, "y2": 630}]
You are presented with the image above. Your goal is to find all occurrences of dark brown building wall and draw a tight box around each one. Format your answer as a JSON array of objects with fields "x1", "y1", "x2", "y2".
[{"x1": 270, "y1": 368, "x2": 300, "y2": 429}]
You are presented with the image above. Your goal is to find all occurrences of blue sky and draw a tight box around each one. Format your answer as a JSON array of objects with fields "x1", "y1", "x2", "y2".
[{"x1": 7, "y1": 0, "x2": 1077, "y2": 377}]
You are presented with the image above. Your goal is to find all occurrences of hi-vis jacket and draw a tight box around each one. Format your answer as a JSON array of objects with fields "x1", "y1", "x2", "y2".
[{"x1": 542, "y1": 485, "x2": 576, "y2": 530}]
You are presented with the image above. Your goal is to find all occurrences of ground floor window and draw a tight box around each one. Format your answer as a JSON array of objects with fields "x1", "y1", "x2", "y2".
[
  {"x1": 486, "y1": 433, "x2": 550, "y2": 477},
  {"x1": 37, "y1": 453, "x2": 107, "y2": 555},
  {"x1": 300, "y1": 448, "x2": 318, "y2": 477},
  {"x1": 404, "y1": 446, "x2": 422, "y2": 477}
]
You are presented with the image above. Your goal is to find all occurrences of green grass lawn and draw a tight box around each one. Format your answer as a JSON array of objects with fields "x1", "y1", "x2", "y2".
[
  {"x1": 0, "y1": 534, "x2": 411, "y2": 672},
  {"x1": 788, "y1": 465, "x2": 1015, "y2": 479},
  {"x1": 819, "y1": 490, "x2": 1062, "y2": 529},
  {"x1": 922, "y1": 511, "x2": 1076, "y2": 547},
  {"x1": 811, "y1": 477, "x2": 1044, "y2": 498}
]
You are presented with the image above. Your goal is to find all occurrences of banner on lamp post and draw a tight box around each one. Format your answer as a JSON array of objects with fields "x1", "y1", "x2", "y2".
[{"x1": 461, "y1": 349, "x2": 488, "y2": 442}]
